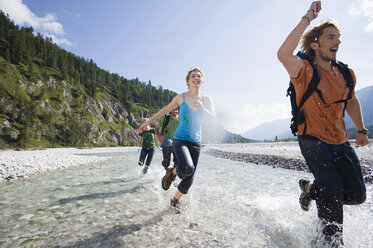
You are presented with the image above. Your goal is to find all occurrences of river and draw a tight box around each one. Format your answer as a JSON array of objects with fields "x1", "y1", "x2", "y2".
[{"x1": 0, "y1": 147, "x2": 372, "y2": 247}]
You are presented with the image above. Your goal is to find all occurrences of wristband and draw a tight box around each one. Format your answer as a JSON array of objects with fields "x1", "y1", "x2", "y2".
[
  {"x1": 302, "y1": 16, "x2": 311, "y2": 25},
  {"x1": 357, "y1": 129, "x2": 368, "y2": 135}
]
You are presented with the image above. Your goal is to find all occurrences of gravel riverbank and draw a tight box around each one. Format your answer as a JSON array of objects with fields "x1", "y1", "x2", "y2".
[
  {"x1": 1, "y1": 142, "x2": 372, "y2": 184},
  {"x1": 0, "y1": 147, "x2": 135, "y2": 183},
  {"x1": 204, "y1": 142, "x2": 373, "y2": 183}
]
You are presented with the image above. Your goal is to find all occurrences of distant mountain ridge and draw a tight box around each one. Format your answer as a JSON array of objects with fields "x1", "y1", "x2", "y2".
[
  {"x1": 243, "y1": 86, "x2": 373, "y2": 141},
  {"x1": 242, "y1": 118, "x2": 290, "y2": 141},
  {"x1": 203, "y1": 119, "x2": 254, "y2": 144}
]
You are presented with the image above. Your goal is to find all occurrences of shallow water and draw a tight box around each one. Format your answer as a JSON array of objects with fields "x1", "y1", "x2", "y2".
[{"x1": 0, "y1": 147, "x2": 372, "y2": 247}]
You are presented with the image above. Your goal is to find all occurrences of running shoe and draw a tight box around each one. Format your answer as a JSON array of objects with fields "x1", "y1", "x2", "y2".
[
  {"x1": 170, "y1": 197, "x2": 180, "y2": 207},
  {"x1": 299, "y1": 179, "x2": 312, "y2": 211},
  {"x1": 143, "y1": 165, "x2": 149, "y2": 174},
  {"x1": 162, "y1": 168, "x2": 176, "y2": 190},
  {"x1": 170, "y1": 197, "x2": 181, "y2": 213},
  {"x1": 314, "y1": 220, "x2": 344, "y2": 248},
  {"x1": 138, "y1": 161, "x2": 143, "y2": 166}
]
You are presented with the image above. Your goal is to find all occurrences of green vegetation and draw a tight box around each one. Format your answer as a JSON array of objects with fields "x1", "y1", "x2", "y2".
[{"x1": 0, "y1": 10, "x2": 177, "y2": 148}]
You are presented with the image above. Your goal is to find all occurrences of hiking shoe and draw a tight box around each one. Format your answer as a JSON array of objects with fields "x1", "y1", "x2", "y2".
[
  {"x1": 170, "y1": 197, "x2": 180, "y2": 207},
  {"x1": 170, "y1": 197, "x2": 181, "y2": 213},
  {"x1": 143, "y1": 165, "x2": 149, "y2": 174},
  {"x1": 299, "y1": 179, "x2": 312, "y2": 211},
  {"x1": 162, "y1": 168, "x2": 176, "y2": 190}
]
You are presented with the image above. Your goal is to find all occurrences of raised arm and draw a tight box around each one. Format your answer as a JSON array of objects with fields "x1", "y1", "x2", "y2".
[
  {"x1": 277, "y1": 1, "x2": 321, "y2": 78},
  {"x1": 139, "y1": 95, "x2": 181, "y2": 133}
]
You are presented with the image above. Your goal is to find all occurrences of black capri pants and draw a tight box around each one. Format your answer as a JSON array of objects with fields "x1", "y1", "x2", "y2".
[{"x1": 172, "y1": 139, "x2": 201, "y2": 194}]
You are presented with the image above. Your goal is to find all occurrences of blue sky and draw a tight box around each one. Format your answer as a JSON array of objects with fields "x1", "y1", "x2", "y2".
[{"x1": 1, "y1": 0, "x2": 372, "y2": 134}]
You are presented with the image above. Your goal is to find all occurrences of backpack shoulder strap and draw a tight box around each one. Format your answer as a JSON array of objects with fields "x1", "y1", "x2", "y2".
[
  {"x1": 332, "y1": 61, "x2": 354, "y2": 115},
  {"x1": 287, "y1": 54, "x2": 325, "y2": 136},
  {"x1": 287, "y1": 52, "x2": 325, "y2": 136},
  {"x1": 298, "y1": 61, "x2": 324, "y2": 108},
  {"x1": 160, "y1": 114, "x2": 171, "y2": 135},
  {"x1": 334, "y1": 61, "x2": 354, "y2": 98}
]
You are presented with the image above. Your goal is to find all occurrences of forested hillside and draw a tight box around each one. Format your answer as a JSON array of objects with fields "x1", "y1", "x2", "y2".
[{"x1": 0, "y1": 10, "x2": 176, "y2": 148}]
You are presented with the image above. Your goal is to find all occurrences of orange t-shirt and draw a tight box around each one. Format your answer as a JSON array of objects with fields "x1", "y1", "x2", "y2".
[{"x1": 290, "y1": 60, "x2": 356, "y2": 145}]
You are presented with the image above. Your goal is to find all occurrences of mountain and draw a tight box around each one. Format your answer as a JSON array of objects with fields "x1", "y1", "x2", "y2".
[
  {"x1": 242, "y1": 118, "x2": 291, "y2": 141},
  {"x1": 0, "y1": 11, "x2": 177, "y2": 148},
  {"x1": 0, "y1": 54, "x2": 175, "y2": 148},
  {"x1": 203, "y1": 119, "x2": 255, "y2": 144},
  {"x1": 243, "y1": 86, "x2": 373, "y2": 141},
  {"x1": 0, "y1": 11, "x2": 246, "y2": 148}
]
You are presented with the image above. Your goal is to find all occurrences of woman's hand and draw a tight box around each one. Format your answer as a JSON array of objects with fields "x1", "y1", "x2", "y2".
[
  {"x1": 193, "y1": 99, "x2": 205, "y2": 110},
  {"x1": 196, "y1": 95, "x2": 215, "y2": 117}
]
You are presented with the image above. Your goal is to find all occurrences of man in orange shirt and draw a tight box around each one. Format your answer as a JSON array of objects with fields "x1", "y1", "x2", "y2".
[{"x1": 278, "y1": 1, "x2": 369, "y2": 246}]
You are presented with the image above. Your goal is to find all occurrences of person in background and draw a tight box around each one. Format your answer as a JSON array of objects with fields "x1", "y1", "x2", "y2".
[
  {"x1": 155, "y1": 107, "x2": 179, "y2": 171},
  {"x1": 277, "y1": 1, "x2": 368, "y2": 246},
  {"x1": 139, "y1": 68, "x2": 215, "y2": 211},
  {"x1": 138, "y1": 118, "x2": 159, "y2": 174}
]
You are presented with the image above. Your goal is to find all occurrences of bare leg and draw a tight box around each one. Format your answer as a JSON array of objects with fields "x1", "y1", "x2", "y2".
[
  {"x1": 174, "y1": 189, "x2": 183, "y2": 200},
  {"x1": 171, "y1": 168, "x2": 183, "y2": 200}
]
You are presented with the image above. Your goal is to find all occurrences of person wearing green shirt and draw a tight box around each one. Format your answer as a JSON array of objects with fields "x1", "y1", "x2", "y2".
[
  {"x1": 138, "y1": 118, "x2": 159, "y2": 174},
  {"x1": 155, "y1": 108, "x2": 179, "y2": 170}
]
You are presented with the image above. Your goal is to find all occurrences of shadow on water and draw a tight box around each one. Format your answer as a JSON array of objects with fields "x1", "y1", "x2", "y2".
[
  {"x1": 54, "y1": 209, "x2": 169, "y2": 248},
  {"x1": 51, "y1": 184, "x2": 147, "y2": 206}
]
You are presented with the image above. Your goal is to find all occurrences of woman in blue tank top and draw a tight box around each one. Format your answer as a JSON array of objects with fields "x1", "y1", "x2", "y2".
[{"x1": 139, "y1": 68, "x2": 215, "y2": 211}]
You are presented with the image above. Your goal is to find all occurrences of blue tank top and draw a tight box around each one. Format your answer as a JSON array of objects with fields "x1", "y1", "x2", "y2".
[{"x1": 173, "y1": 93, "x2": 205, "y2": 142}]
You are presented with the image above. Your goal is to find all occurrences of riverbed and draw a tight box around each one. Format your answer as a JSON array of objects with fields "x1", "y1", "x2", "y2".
[{"x1": 0, "y1": 144, "x2": 372, "y2": 247}]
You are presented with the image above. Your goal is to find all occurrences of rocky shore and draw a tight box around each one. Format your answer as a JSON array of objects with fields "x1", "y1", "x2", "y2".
[
  {"x1": 0, "y1": 147, "x2": 134, "y2": 183},
  {"x1": 1, "y1": 142, "x2": 372, "y2": 184},
  {"x1": 204, "y1": 142, "x2": 373, "y2": 184}
]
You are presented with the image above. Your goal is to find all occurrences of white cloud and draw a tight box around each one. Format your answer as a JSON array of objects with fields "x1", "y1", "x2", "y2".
[
  {"x1": 45, "y1": 34, "x2": 72, "y2": 46},
  {"x1": 349, "y1": 6, "x2": 360, "y2": 16},
  {"x1": 41, "y1": 19, "x2": 64, "y2": 35},
  {"x1": 349, "y1": 0, "x2": 373, "y2": 32},
  {"x1": 217, "y1": 102, "x2": 291, "y2": 134},
  {"x1": 0, "y1": 0, "x2": 71, "y2": 45}
]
